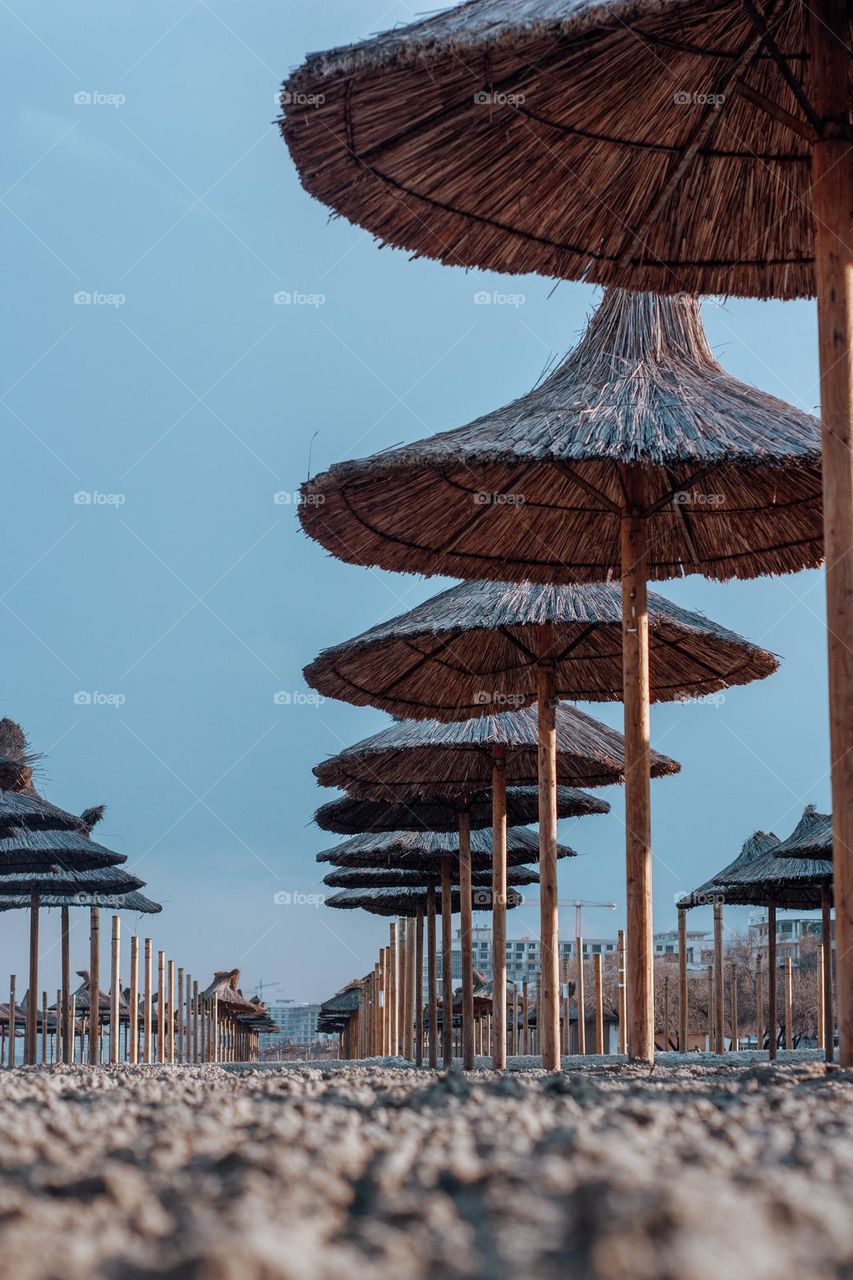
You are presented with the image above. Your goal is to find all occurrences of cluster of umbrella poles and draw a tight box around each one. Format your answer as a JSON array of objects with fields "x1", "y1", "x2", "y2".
[
  {"x1": 278, "y1": 0, "x2": 852, "y2": 1066},
  {"x1": 0, "y1": 720, "x2": 274, "y2": 1065}
]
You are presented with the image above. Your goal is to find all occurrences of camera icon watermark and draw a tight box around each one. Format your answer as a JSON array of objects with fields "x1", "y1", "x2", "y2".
[
  {"x1": 673, "y1": 90, "x2": 725, "y2": 107},
  {"x1": 73, "y1": 90, "x2": 126, "y2": 109},
  {"x1": 273, "y1": 890, "x2": 325, "y2": 907},
  {"x1": 473, "y1": 90, "x2": 525, "y2": 107},
  {"x1": 273, "y1": 690, "x2": 326, "y2": 707},
  {"x1": 73, "y1": 491, "x2": 126, "y2": 507},
  {"x1": 673, "y1": 490, "x2": 725, "y2": 507},
  {"x1": 273, "y1": 290, "x2": 326, "y2": 307},
  {"x1": 473, "y1": 290, "x2": 525, "y2": 307},
  {"x1": 473, "y1": 491, "x2": 526, "y2": 506},
  {"x1": 279, "y1": 90, "x2": 325, "y2": 108},
  {"x1": 273, "y1": 490, "x2": 325, "y2": 506},
  {"x1": 73, "y1": 291, "x2": 126, "y2": 308}
]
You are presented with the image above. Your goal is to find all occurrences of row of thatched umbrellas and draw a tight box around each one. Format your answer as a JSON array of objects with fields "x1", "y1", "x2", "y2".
[{"x1": 279, "y1": 0, "x2": 850, "y2": 1065}]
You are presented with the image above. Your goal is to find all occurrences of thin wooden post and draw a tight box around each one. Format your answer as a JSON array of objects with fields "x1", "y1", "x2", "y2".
[
  {"x1": 458, "y1": 809, "x2": 475, "y2": 1070},
  {"x1": 143, "y1": 939, "x2": 153, "y2": 1064},
  {"x1": 621, "y1": 504, "x2": 653, "y2": 1062},
  {"x1": 55, "y1": 987, "x2": 62, "y2": 1064},
  {"x1": 398, "y1": 918, "x2": 408, "y2": 1057},
  {"x1": 768, "y1": 905, "x2": 778, "y2": 1060},
  {"x1": 594, "y1": 952, "x2": 604, "y2": 1054},
  {"x1": 89, "y1": 908, "x2": 100, "y2": 1066},
  {"x1": 785, "y1": 957, "x2": 794, "y2": 1050},
  {"x1": 415, "y1": 904, "x2": 424, "y2": 1068},
  {"x1": 522, "y1": 980, "x2": 529, "y2": 1055},
  {"x1": 8, "y1": 975, "x2": 15, "y2": 1069},
  {"x1": 822, "y1": 884, "x2": 834, "y2": 1061},
  {"x1": 388, "y1": 923, "x2": 398, "y2": 1056},
  {"x1": 440, "y1": 858, "x2": 453, "y2": 1067},
  {"x1": 70, "y1": 993, "x2": 76, "y2": 1064},
  {"x1": 663, "y1": 973, "x2": 670, "y2": 1050},
  {"x1": 812, "y1": 0, "x2": 853, "y2": 1070},
  {"x1": 561, "y1": 957, "x2": 570, "y2": 1056},
  {"x1": 128, "y1": 937, "x2": 139, "y2": 1065},
  {"x1": 427, "y1": 886, "x2": 438, "y2": 1068},
  {"x1": 27, "y1": 891, "x2": 39, "y2": 1065},
  {"x1": 193, "y1": 980, "x2": 199, "y2": 1063},
  {"x1": 212, "y1": 993, "x2": 218, "y2": 1063},
  {"x1": 491, "y1": 747, "x2": 508, "y2": 1069},
  {"x1": 537, "y1": 660, "x2": 560, "y2": 1071},
  {"x1": 713, "y1": 901, "x2": 724, "y2": 1053},
  {"x1": 756, "y1": 954, "x2": 764, "y2": 1053},
  {"x1": 677, "y1": 911, "x2": 688, "y2": 1052},
  {"x1": 41, "y1": 990, "x2": 47, "y2": 1064},
  {"x1": 168, "y1": 961, "x2": 175, "y2": 1063},
  {"x1": 407, "y1": 912, "x2": 416, "y2": 1056},
  {"x1": 177, "y1": 968, "x2": 184, "y2": 1064},
  {"x1": 110, "y1": 916, "x2": 120, "y2": 1065},
  {"x1": 61, "y1": 905, "x2": 71, "y2": 1065},
  {"x1": 706, "y1": 964, "x2": 714, "y2": 1051},
  {"x1": 157, "y1": 952, "x2": 165, "y2": 1064},
  {"x1": 730, "y1": 962, "x2": 738, "y2": 1052},
  {"x1": 618, "y1": 927, "x2": 627, "y2": 1055},
  {"x1": 184, "y1": 973, "x2": 192, "y2": 1064},
  {"x1": 512, "y1": 983, "x2": 519, "y2": 1056},
  {"x1": 818, "y1": 943, "x2": 826, "y2": 1051},
  {"x1": 575, "y1": 937, "x2": 586, "y2": 1054}
]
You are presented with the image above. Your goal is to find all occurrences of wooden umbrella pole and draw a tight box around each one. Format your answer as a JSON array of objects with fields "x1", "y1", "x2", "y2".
[
  {"x1": 129, "y1": 937, "x2": 139, "y2": 1065},
  {"x1": 537, "y1": 660, "x2": 560, "y2": 1071},
  {"x1": 458, "y1": 808, "x2": 475, "y2": 1070},
  {"x1": 730, "y1": 963, "x2": 738, "y2": 1053},
  {"x1": 415, "y1": 906, "x2": 424, "y2": 1066},
  {"x1": 407, "y1": 911, "x2": 416, "y2": 1058},
  {"x1": 617, "y1": 928, "x2": 627, "y2": 1055},
  {"x1": 575, "y1": 936, "x2": 586, "y2": 1055},
  {"x1": 184, "y1": 973, "x2": 191, "y2": 1065},
  {"x1": 491, "y1": 748, "x2": 508, "y2": 1069},
  {"x1": 426, "y1": 886, "x2": 438, "y2": 1068},
  {"x1": 822, "y1": 883, "x2": 834, "y2": 1061},
  {"x1": 768, "y1": 905, "x2": 778, "y2": 1061},
  {"x1": 143, "y1": 939, "x2": 152, "y2": 1064},
  {"x1": 677, "y1": 911, "x2": 688, "y2": 1053},
  {"x1": 89, "y1": 908, "x2": 100, "y2": 1066},
  {"x1": 61, "y1": 906, "x2": 71, "y2": 1065},
  {"x1": 398, "y1": 917, "x2": 408, "y2": 1056},
  {"x1": 41, "y1": 990, "x2": 47, "y2": 1064},
  {"x1": 110, "y1": 916, "x2": 120, "y2": 1065},
  {"x1": 785, "y1": 957, "x2": 794, "y2": 1051},
  {"x1": 168, "y1": 961, "x2": 175, "y2": 1064},
  {"x1": 756, "y1": 955, "x2": 764, "y2": 1054},
  {"x1": 7, "y1": 975, "x2": 14, "y2": 1069},
  {"x1": 192, "y1": 980, "x2": 199, "y2": 1063},
  {"x1": 177, "y1": 968, "x2": 184, "y2": 1064},
  {"x1": 621, "y1": 506, "x2": 654, "y2": 1063},
  {"x1": 663, "y1": 974, "x2": 670, "y2": 1050},
  {"x1": 27, "y1": 890, "x2": 39, "y2": 1066},
  {"x1": 594, "y1": 953, "x2": 604, "y2": 1054},
  {"x1": 157, "y1": 953, "x2": 165, "y2": 1064},
  {"x1": 812, "y1": 0, "x2": 853, "y2": 1071},
  {"x1": 440, "y1": 857, "x2": 453, "y2": 1067},
  {"x1": 522, "y1": 979, "x2": 529, "y2": 1055},
  {"x1": 713, "y1": 902, "x2": 724, "y2": 1054},
  {"x1": 388, "y1": 922, "x2": 398, "y2": 1056},
  {"x1": 818, "y1": 944, "x2": 826, "y2": 1050}
]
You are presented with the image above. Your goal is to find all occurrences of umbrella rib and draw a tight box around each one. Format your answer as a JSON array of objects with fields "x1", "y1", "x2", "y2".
[
  {"x1": 663, "y1": 467, "x2": 702, "y2": 564},
  {"x1": 436, "y1": 463, "x2": 540, "y2": 554},
  {"x1": 368, "y1": 636, "x2": 463, "y2": 695},
  {"x1": 741, "y1": 0, "x2": 822, "y2": 133},
  {"x1": 552, "y1": 462, "x2": 622, "y2": 514},
  {"x1": 733, "y1": 77, "x2": 816, "y2": 142},
  {"x1": 552, "y1": 623, "x2": 600, "y2": 664},
  {"x1": 641, "y1": 466, "x2": 714, "y2": 517},
  {"x1": 497, "y1": 626, "x2": 539, "y2": 664}
]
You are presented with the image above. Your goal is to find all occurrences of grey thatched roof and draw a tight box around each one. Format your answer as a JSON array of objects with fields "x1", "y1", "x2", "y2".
[
  {"x1": 0, "y1": 789, "x2": 94, "y2": 837},
  {"x1": 715, "y1": 841, "x2": 833, "y2": 910},
  {"x1": 316, "y1": 824, "x2": 575, "y2": 870},
  {"x1": 306, "y1": 579, "x2": 778, "y2": 717},
  {"x1": 314, "y1": 704, "x2": 679, "y2": 797},
  {"x1": 282, "y1": 2, "x2": 824, "y2": 300},
  {"x1": 326, "y1": 885, "x2": 523, "y2": 917},
  {"x1": 299, "y1": 292, "x2": 820, "y2": 585},
  {"x1": 323, "y1": 864, "x2": 539, "y2": 889},
  {"x1": 0, "y1": 889, "x2": 160, "y2": 914},
  {"x1": 201, "y1": 969, "x2": 265, "y2": 1017},
  {"x1": 314, "y1": 784, "x2": 608, "y2": 833},
  {"x1": 0, "y1": 821, "x2": 126, "y2": 876},
  {"x1": 678, "y1": 831, "x2": 778, "y2": 909},
  {"x1": 774, "y1": 805, "x2": 832, "y2": 862},
  {"x1": 0, "y1": 856, "x2": 143, "y2": 897}
]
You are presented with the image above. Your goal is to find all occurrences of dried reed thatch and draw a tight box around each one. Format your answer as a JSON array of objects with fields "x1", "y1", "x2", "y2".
[
  {"x1": 201, "y1": 969, "x2": 265, "y2": 1017},
  {"x1": 0, "y1": 890, "x2": 160, "y2": 914},
  {"x1": 0, "y1": 860, "x2": 142, "y2": 901},
  {"x1": 281, "y1": 2, "x2": 839, "y2": 300},
  {"x1": 306, "y1": 579, "x2": 779, "y2": 717},
  {"x1": 678, "y1": 830, "x2": 778, "y2": 909},
  {"x1": 715, "y1": 836, "x2": 833, "y2": 909},
  {"x1": 316, "y1": 824, "x2": 575, "y2": 870},
  {"x1": 314, "y1": 704, "x2": 678, "y2": 797},
  {"x1": 326, "y1": 885, "x2": 523, "y2": 916},
  {"x1": 314, "y1": 784, "x2": 608, "y2": 833},
  {"x1": 72, "y1": 969, "x2": 114, "y2": 1015},
  {"x1": 774, "y1": 804, "x2": 832, "y2": 861},
  {"x1": 323, "y1": 863, "x2": 539, "y2": 889},
  {"x1": 299, "y1": 292, "x2": 821, "y2": 584}
]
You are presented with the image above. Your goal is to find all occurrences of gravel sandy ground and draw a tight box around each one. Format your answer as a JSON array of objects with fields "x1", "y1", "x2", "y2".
[{"x1": 0, "y1": 1060, "x2": 850, "y2": 1279}]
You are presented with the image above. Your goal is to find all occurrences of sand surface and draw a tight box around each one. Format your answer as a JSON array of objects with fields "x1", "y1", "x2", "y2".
[{"x1": 0, "y1": 1059, "x2": 850, "y2": 1279}]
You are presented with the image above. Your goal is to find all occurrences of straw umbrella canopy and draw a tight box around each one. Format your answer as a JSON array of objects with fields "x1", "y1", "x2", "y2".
[
  {"x1": 326, "y1": 885, "x2": 523, "y2": 916},
  {"x1": 677, "y1": 831, "x2": 779, "y2": 910},
  {"x1": 283, "y1": 0, "x2": 852, "y2": 1065},
  {"x1": 774, "y1": 804, "x2": 832, "y2": 860},
  {"x1": 316, "y1": 825, "x2": 575, "y2": 870},
  {"x1": 315, "y1": 784, "x2": 608, "y2": 834},
  {"x1": 0, "y1": 889, "x2": 160, "y2": 913},
  {"x1": 323, "y1": 864, "x2": 539, "y2": 889},
  {"x1": 300, "y1": 292, "x2": 803, "y2": 1065},
  {"x1": 315, "y1": 699, "x2": 676, "y2": 1068}
]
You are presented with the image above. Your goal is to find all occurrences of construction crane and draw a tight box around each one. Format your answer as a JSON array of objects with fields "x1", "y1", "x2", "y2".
[
  {"x1": 253, "y1": 979, "x2": 282, "y2": 1000},
  {"x1": 569, "y1": 900, "x2": 617, "y2": 939}
]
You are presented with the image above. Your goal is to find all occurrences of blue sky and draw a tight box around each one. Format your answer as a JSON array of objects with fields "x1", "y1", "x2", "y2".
[{"x1": 0, "y1": 1, "x2": 829, "y2": 1005}]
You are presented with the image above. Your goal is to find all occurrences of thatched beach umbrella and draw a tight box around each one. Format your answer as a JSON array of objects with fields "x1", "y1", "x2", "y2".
[
  {"x1": 283, "y1": 0, "x2": 852, "y2": 1065},
  {"x1": 323, "y1": 865, "x2": 538, "y2": 889},
  {"x1": 308, "y1": 579, "x2": 772, "y2": 1064},
  {"x1": 716, "y1": 837, "x2": 833, "y2": 1059},
  {"x1": 316, "y1": 702, "x2": 677, "y2": 1067},
  {"x1": 315, "y1": 784, "x2": 607, "y2": 834},
  {"x1": 316, "y1": 825, "x2": 575, "y2": 871},
  {"x1": 326, "y1": 885, "x2": 522, "y2": 916},
  {"x1": 769, "y1": 804, "x2": 833, "y2": 1057}
]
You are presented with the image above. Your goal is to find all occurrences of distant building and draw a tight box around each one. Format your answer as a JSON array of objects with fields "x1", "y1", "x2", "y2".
[
  {"x1": 747, "y1": 912, "x2": 834, "y2": 963},
  {"x1": 436, "y1": 928, "x2": 619, "y2": 988},
  {"x1": 654, "y1": 928, "x2": 711, "y2": 971},
  {"x1": 265, "y1": 1000, "x2": 331, "y2": 1043}
]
